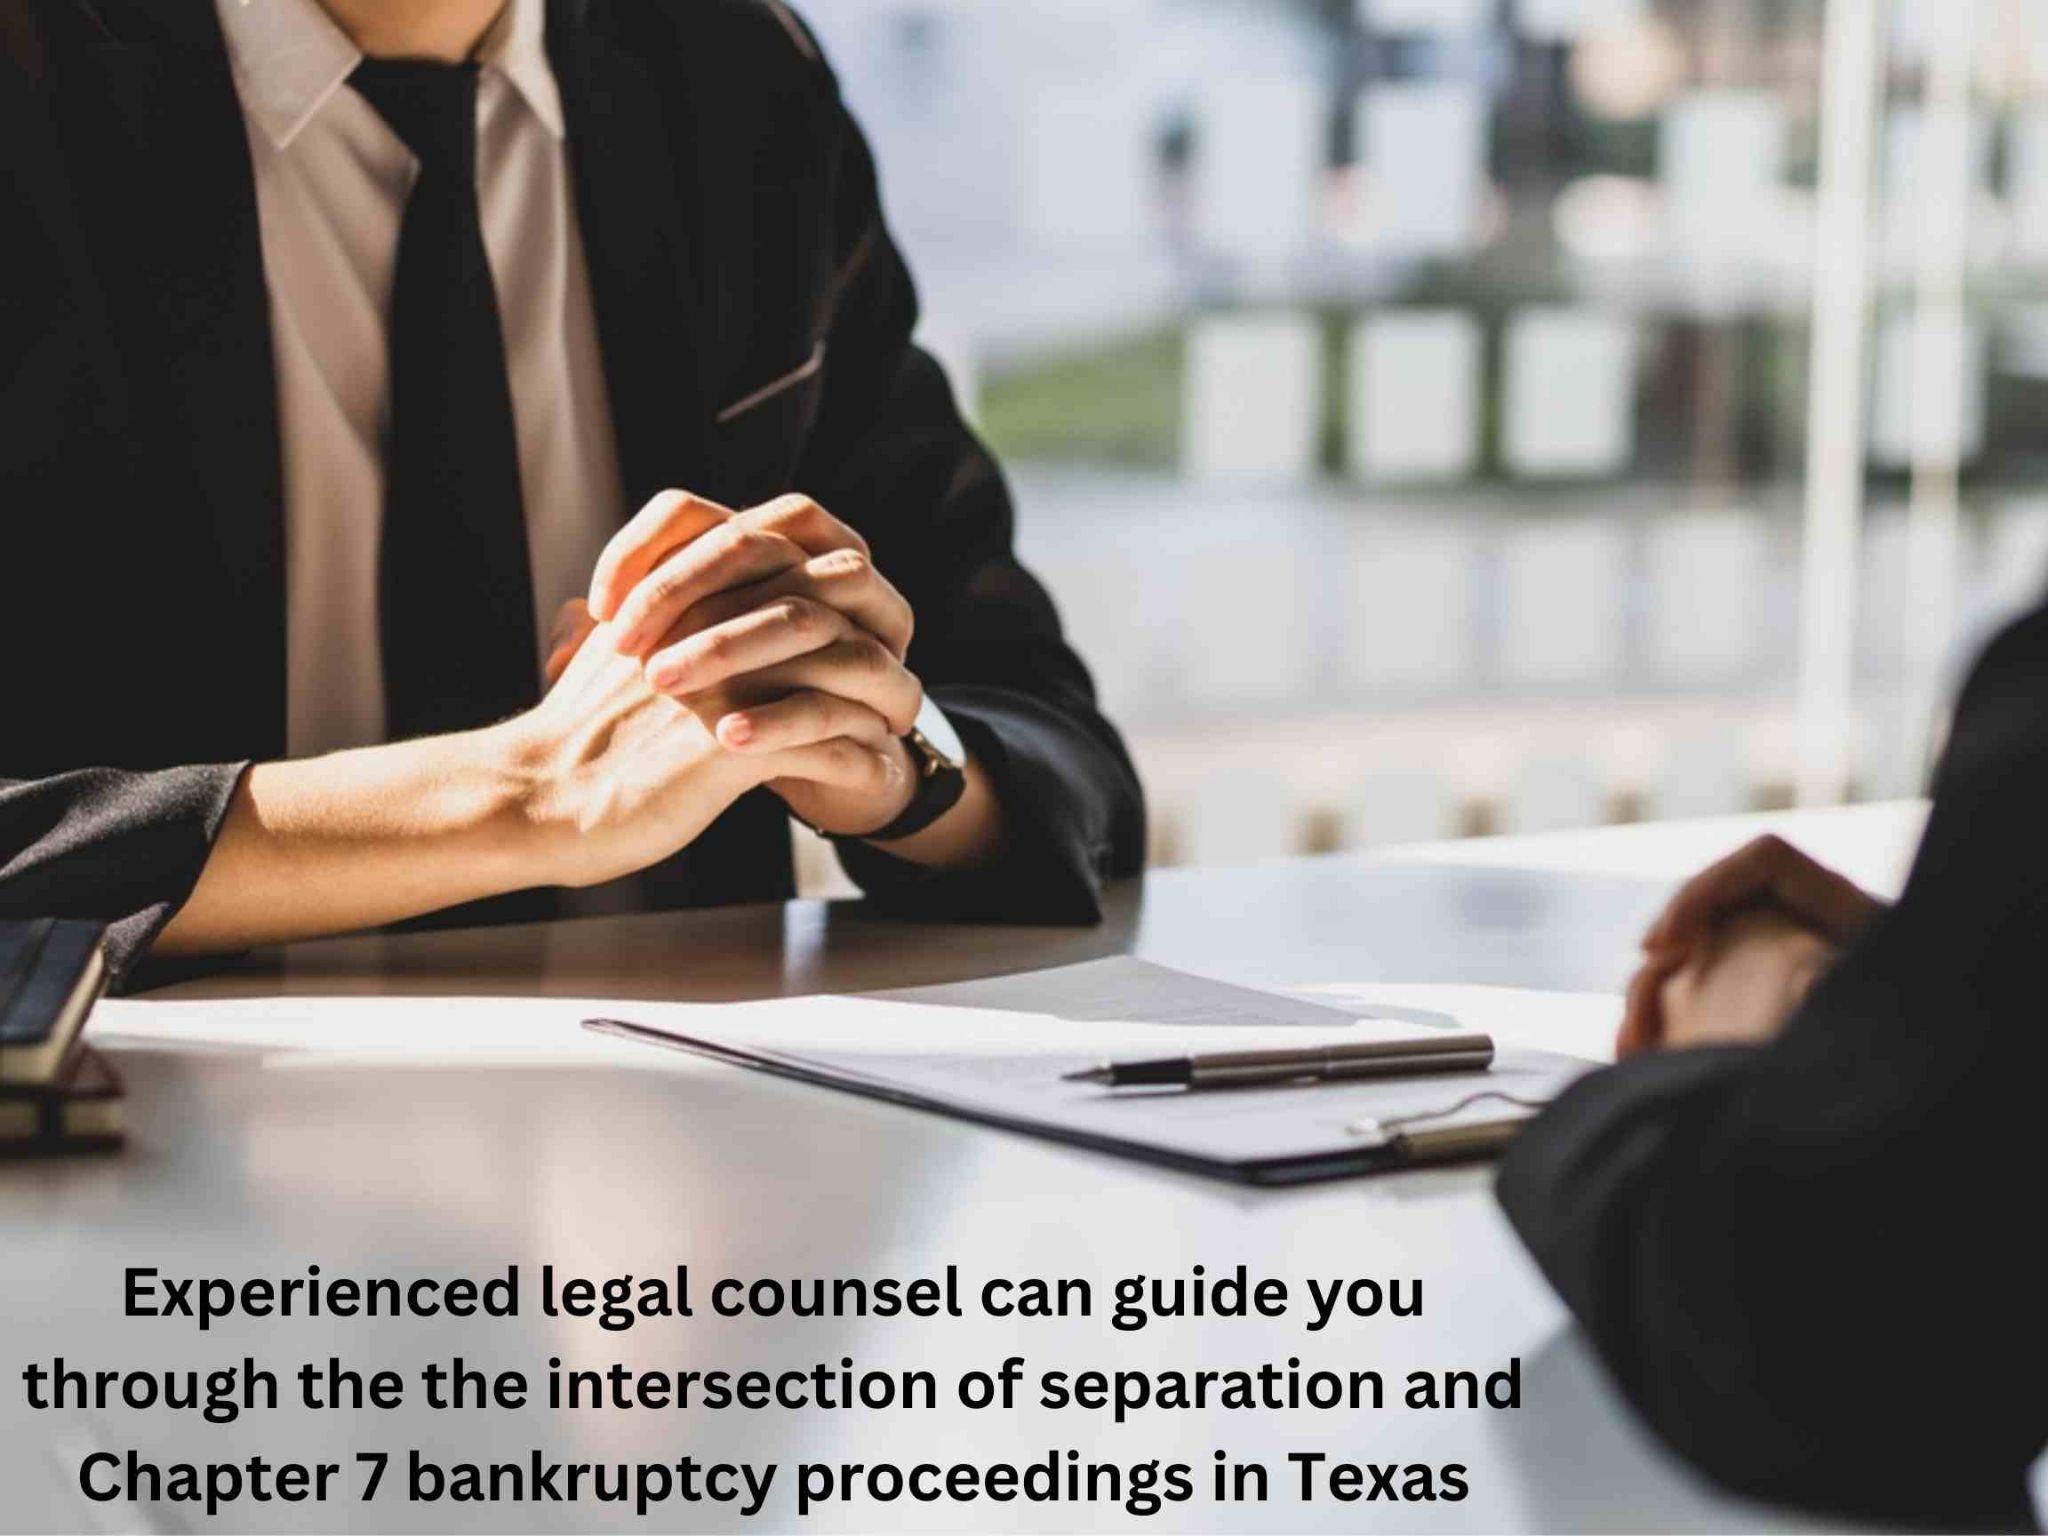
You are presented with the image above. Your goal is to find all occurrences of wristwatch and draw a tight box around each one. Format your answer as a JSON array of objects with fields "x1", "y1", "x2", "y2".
[{"x1": 836, "y1": 696, "x2": 969, "y2": 845}]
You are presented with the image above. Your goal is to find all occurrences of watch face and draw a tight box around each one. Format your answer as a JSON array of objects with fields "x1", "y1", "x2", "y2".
[{"x1": 912, "y1": 697, "x2": 968, "y2": 770}]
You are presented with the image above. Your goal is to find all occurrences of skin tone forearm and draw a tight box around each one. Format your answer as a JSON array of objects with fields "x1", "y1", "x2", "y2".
[
  {"x1": 154, "y1": 618, "x2": 875, "y2": 957},
  {"x1": 154, "y1": 711, "x2": 999, "y2": 958},
  {"x1": 153, "y1": 727, "x2": 553, "y2": 956},
  {"x1": 154, "y1": 714, "x2": 999, "y2": 959}
]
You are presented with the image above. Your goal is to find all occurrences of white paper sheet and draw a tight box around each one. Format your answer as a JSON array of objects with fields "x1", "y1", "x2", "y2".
[
  {"x1": 868, "y1": 957, "x2": 1394, "y2": 1030},
  {"x1": 594, "y1": 959, "x2": 1596, "y2": 1176}
]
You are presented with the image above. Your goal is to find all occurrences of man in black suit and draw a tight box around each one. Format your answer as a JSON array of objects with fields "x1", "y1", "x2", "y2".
[
  {"x1": 0, "y1": 0, "x2": 1144, "y2": 978},
  {"x1": 1499, "y1": 596, "x2": 2048, "y2": 1529}
]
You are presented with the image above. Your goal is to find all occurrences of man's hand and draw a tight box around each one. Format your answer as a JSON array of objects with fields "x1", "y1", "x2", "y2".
[
  {"x1": 155, "y1": 602, "x2": 911, "y2": 957},
  {"x1": 582, "y1": 491, "x2": 930, "y2": 839},
  {"x1": 511, "y1": 607, "x2": 908, "y2": 888},
  {"x1": 1642, "y1": 906, "x2": 1839, "y2": 1055},
  {"x1": 588, "y1": 490, "x2": 913, "y2": 660},
  {"x1": 1618, "y1": 835, "x2": 1884, "y2": 1057},
  {"x1": 1641, "y1": 834, "x2": 1883, "y2": 958}
]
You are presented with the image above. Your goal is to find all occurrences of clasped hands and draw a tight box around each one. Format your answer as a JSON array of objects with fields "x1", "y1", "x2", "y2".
[
  {"x1": 1617, "y1": 835, "x2": 1887, "y2": 1059},
  {"x1": 506, "y1": 490, "x2": 930, "y2": 890}
]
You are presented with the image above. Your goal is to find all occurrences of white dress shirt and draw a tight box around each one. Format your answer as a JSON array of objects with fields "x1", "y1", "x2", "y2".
[{"x1": 215, "y1": 0, "x2": 625, "y2": 758}]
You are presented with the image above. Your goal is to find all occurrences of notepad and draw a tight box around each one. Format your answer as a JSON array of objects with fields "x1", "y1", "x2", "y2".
[
  {"x1": 1, "y1": 919, "x2": 107, "y2": 1089},
  {"x1": 590, "y1": 958, "x2": 1594, "y2": 1185}
]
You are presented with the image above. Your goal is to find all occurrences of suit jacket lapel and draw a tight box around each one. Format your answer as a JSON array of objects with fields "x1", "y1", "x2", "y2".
[
  {"x1": 548, "y1": 0, "x2": 713, "y2": 513},
  {"x1": 71, "y1": 0, "x2": 288, "y2": 758}
]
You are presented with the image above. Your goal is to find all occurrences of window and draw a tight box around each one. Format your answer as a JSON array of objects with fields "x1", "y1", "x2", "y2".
[{"x1": 803, "y1": 0, "x2": 2040, "y2": 867}]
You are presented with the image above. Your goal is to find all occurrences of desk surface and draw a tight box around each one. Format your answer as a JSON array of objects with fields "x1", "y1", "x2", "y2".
[{"x1": 1, "y1": 805, "x2": 1923, "y2": 1533}]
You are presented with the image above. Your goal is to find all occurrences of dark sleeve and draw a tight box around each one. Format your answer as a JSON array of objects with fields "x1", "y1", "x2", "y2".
[
  {"x1": 1497, "y1": 601, "x2": 2048, "y2": 1531},
  {"x1": 782, "y1": 31, "x2": 1146, "y2": 924},
  {"x1": 0, "y1": 23, "x2": 248, "y2": 986},
  {"x1": 0, "y1": 767, "x2": 248, "y2": 985}
]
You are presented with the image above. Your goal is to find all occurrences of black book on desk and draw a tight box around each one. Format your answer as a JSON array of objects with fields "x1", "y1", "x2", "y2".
[
  {"x1": 1, "y1": 1046, "x2": 126, "y2": 1157},
  {"x1": 0, "y1": 919, "x2": 109, "y2": 1090}
]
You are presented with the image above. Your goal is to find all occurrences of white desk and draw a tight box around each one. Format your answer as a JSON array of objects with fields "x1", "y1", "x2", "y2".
[{"x1": 0, "y1": 805, "x2": 1923, "y2": 1533}]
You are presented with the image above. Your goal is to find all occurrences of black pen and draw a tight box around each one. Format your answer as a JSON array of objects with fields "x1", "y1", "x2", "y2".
[{"x1": 1062, "y1": 1034, "x2": 1495, "y2": 1091}]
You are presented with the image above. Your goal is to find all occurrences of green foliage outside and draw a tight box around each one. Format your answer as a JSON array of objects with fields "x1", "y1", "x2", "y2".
[{"x1": 979, "y1": 329, "x2": 1185, "y2": 471}]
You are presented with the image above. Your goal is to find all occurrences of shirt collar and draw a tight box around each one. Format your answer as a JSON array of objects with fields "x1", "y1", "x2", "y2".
[
  {"x1": 479, "y1": 0, "x2": 566, "y2": 142},
  {"x1": 214, "y1": 0, "x2": 358, "y2": 150},
  {"x1": 213, "y1": 0, "x2": 564, "y2": 150}
]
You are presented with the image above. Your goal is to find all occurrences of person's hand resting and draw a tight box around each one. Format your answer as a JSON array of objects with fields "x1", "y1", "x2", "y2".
[
  {"x1": 580, "y1": 490, "x2": 919, "y2": 837},
  {"x1": 579, "y1": 490, "x2": 1003, "y2": 868},
  {"x1": 156, "y1": 592, "x2": 916, "y2": 956},
  {"x1": 1617, "y1": 835, "x2": 1886, "y2": 1057},
  {"x1": 511, "y1": 601, "x2": 907, "y2": 890},
  {"x1": 1643, "y1": 905, "x2": 1839, "y2": 1054}
]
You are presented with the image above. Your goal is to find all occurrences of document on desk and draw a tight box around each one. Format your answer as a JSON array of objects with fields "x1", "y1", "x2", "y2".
[{"x1": 589, "y1": 958, "x2": 1595, "y2": 1185}]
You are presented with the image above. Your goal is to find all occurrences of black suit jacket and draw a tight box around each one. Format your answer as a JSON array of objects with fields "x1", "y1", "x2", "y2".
[
  {"x1": 1499, "y1": 597, "x2": 2048, "y2": 1531},
  {"x1": 0, "y1": 0, "x2": 1145, "y2": 979}
]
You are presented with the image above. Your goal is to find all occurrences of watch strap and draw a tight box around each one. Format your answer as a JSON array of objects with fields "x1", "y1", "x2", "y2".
[{"x1": 826, "y1": 738, "x2": 968, "y2": 845}]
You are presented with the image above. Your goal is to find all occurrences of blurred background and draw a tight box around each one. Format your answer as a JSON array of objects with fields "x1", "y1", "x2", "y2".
[{"x1": 796, "y1": 0, "x2": 2048, "y2": 877}]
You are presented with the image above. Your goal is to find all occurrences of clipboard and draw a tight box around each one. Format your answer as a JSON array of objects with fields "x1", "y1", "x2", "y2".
[{"x1": 584, "y1": 961, "x2": 1587, "y2": 1186}]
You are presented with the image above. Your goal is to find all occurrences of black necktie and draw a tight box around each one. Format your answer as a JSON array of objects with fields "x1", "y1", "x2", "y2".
[{"x1": 351, "y1": 59, "x2": 538, "y2": 741}]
